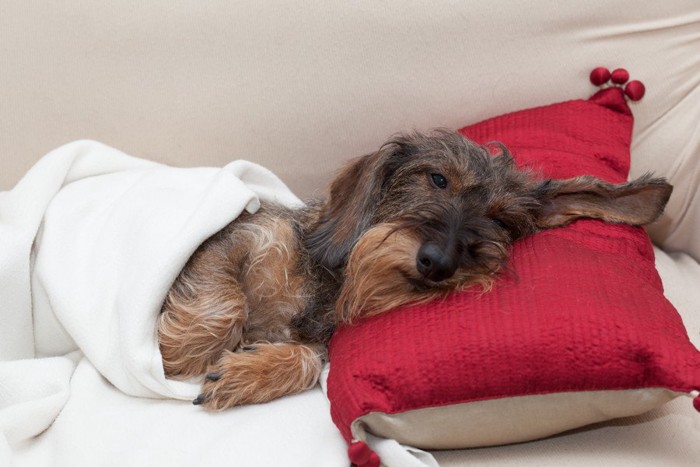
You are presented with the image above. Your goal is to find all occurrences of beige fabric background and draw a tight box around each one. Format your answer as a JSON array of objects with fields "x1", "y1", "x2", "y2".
[
  {"x1": 2, "y1": 1, "x2": 698, "y2": 259},
  {"x1": 2, "y1": 1, "x2": 699, "y2": 466}
]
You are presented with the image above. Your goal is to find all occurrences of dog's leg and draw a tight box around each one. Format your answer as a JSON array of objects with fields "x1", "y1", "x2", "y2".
[
  {"x1": 158, "y1": 245, "x2": 247, "y2": 379},
  {"x1": 194, "y1": 342, "x2": 325, "y2": 410}
]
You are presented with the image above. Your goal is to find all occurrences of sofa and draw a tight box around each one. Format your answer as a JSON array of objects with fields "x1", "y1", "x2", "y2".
[{"x1": 2, "y1": 2, "x2": 699, "y2": 466}]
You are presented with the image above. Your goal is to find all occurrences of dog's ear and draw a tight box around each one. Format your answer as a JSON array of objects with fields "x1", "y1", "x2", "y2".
[
  {"x1": 533, "y1": 174, "x2": 673, "y2": 229},
  {"x1": 306, "y1": 144, "x2": 406, "y2": 270}
]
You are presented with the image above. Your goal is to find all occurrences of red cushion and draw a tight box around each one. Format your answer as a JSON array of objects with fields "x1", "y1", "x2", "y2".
[{"x1": 326, "y1": 86, "x2": 700, "y2": 464}]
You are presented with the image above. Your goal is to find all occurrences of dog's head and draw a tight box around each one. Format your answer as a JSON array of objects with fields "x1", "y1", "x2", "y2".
[{"x1": 307, "y1": 130, "x2": 672, "y2": 323}]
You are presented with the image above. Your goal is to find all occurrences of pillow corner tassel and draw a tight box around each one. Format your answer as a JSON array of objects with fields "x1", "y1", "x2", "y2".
[
  {"x1": 348, "y1": 440, "x2": 381, "y2": 467},
  {"x1": 588, "y1": 66, "x2": 646, "y2": 115},
  {"x1": 690, "y1": 390, "x2": 700, "y2": 413}
]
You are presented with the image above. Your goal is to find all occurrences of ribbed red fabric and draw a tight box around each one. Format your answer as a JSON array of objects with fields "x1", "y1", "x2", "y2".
[{"x1": 327, "y1": 86, "x2": 700, "y2": 452}]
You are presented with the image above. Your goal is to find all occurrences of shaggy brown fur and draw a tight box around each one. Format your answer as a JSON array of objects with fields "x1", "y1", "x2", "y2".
[{"x1": 158, "y1": 129, "x2": 672, "y2": 410}]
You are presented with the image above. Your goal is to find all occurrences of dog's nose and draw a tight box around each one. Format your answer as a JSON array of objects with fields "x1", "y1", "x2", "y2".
[{"x1": 416, "y1": 243, "x2": 457, "y2": 282}]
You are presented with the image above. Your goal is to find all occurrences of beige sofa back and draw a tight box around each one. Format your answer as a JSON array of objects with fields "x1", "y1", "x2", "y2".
[{"x1": 2, "y1": 1, "x2": 698, "y2": 257}]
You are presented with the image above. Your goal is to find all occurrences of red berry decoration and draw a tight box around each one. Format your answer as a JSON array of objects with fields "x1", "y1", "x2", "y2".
[
  {"x1": 624, "y1": 80, "x2": 646, "y2": 101},
  {"x1": 365, "y1": 452, "x2": 381, "y2": 467},
  {"x1": 611, "y1": 68, "x2": 630, "y2": 85},
  {"x1": 348, "y1": 441, "x2": 372, "y2": 465},
  {"x1": 590, "y1": 67, "x2": 611, "y2": 86}
]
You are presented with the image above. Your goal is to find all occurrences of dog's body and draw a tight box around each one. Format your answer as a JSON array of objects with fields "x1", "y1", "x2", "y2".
[
  {"x1": 159, "y1": 203, "x2": 338, "y2": 408},
  {"x1": 158, "y1": 130, "x2": 672, "y2": 410}
]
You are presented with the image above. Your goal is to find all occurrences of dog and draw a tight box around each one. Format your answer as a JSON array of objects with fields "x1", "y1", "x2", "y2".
[{"x1": 157, "y1": 129, "x2": 672, "y2": 410}]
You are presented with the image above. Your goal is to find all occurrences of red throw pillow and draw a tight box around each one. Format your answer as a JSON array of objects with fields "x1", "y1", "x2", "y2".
[{"x1": 326, "y1": 71, "x2": 700, "y2": 467}]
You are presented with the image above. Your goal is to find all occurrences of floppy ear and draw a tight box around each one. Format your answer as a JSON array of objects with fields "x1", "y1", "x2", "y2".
[
  {"x1": 305, "y1": 144, "x2": 404, "y2": 270},
  {"x1": 534, "y1": 174, "x2": 673, "y2": 230}
]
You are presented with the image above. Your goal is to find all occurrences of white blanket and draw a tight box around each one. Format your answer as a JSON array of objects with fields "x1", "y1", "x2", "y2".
[{"x1": 0, "y1": 141, "x2": 348, "y2": 466}]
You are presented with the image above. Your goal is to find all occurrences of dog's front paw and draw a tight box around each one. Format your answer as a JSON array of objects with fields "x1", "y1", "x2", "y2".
[
  {"x1": 192, "y1": 371, "x2": 229, "y2": 408},
  {"x1": 193, "y1": 343, "x2": 323, "y2": 411},
  {"x1": 193, "y1": 347, "x2": 263, "y2": 410}
]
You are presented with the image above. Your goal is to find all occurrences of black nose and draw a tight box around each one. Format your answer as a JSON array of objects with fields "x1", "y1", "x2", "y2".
[{"x1": 416, "y1": 243, "x2": 458, "y2": 282}]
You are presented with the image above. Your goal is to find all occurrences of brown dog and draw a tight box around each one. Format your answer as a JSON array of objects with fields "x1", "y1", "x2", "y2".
[{"x1": 158, "y1": 130, "x2": 672, "y2": 410}]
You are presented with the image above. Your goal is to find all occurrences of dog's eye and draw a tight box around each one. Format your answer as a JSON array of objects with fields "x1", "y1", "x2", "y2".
[
  {"x1": 492, "y1": 218, "x2": 509, "y2": 230},
  {"x1": 430, "y1": 173, "x2": 448, "y2": 189}
]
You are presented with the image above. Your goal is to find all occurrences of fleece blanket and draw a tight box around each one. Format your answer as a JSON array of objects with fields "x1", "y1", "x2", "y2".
[{"x1": 0, "y1": 141, "x2": 348, "y2": 466}]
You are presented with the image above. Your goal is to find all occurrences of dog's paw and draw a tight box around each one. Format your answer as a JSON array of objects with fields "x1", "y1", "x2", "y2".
[
  {"x1": 193, "y1": 347, "x2": 262, "y2": 410},
  {"x1": 193, "y1": 343, "x2": 323, "y2": 411}
]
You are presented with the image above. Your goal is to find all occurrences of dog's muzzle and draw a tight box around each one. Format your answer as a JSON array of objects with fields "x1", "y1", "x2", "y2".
[{"x1": 416, "y1": 242, "x2": 458, "y2": 282}]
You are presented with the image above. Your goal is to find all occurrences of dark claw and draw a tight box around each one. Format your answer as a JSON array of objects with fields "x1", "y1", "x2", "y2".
[
  {"x1": 192, "y1": 393, "x2": 207, "y2": 405},
  {"x1": 206, "y1": 372, "x2": 222, "y2": 382},
  {"x1": 241, "y1": 345, "x2": 257, "y2": 352}
]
